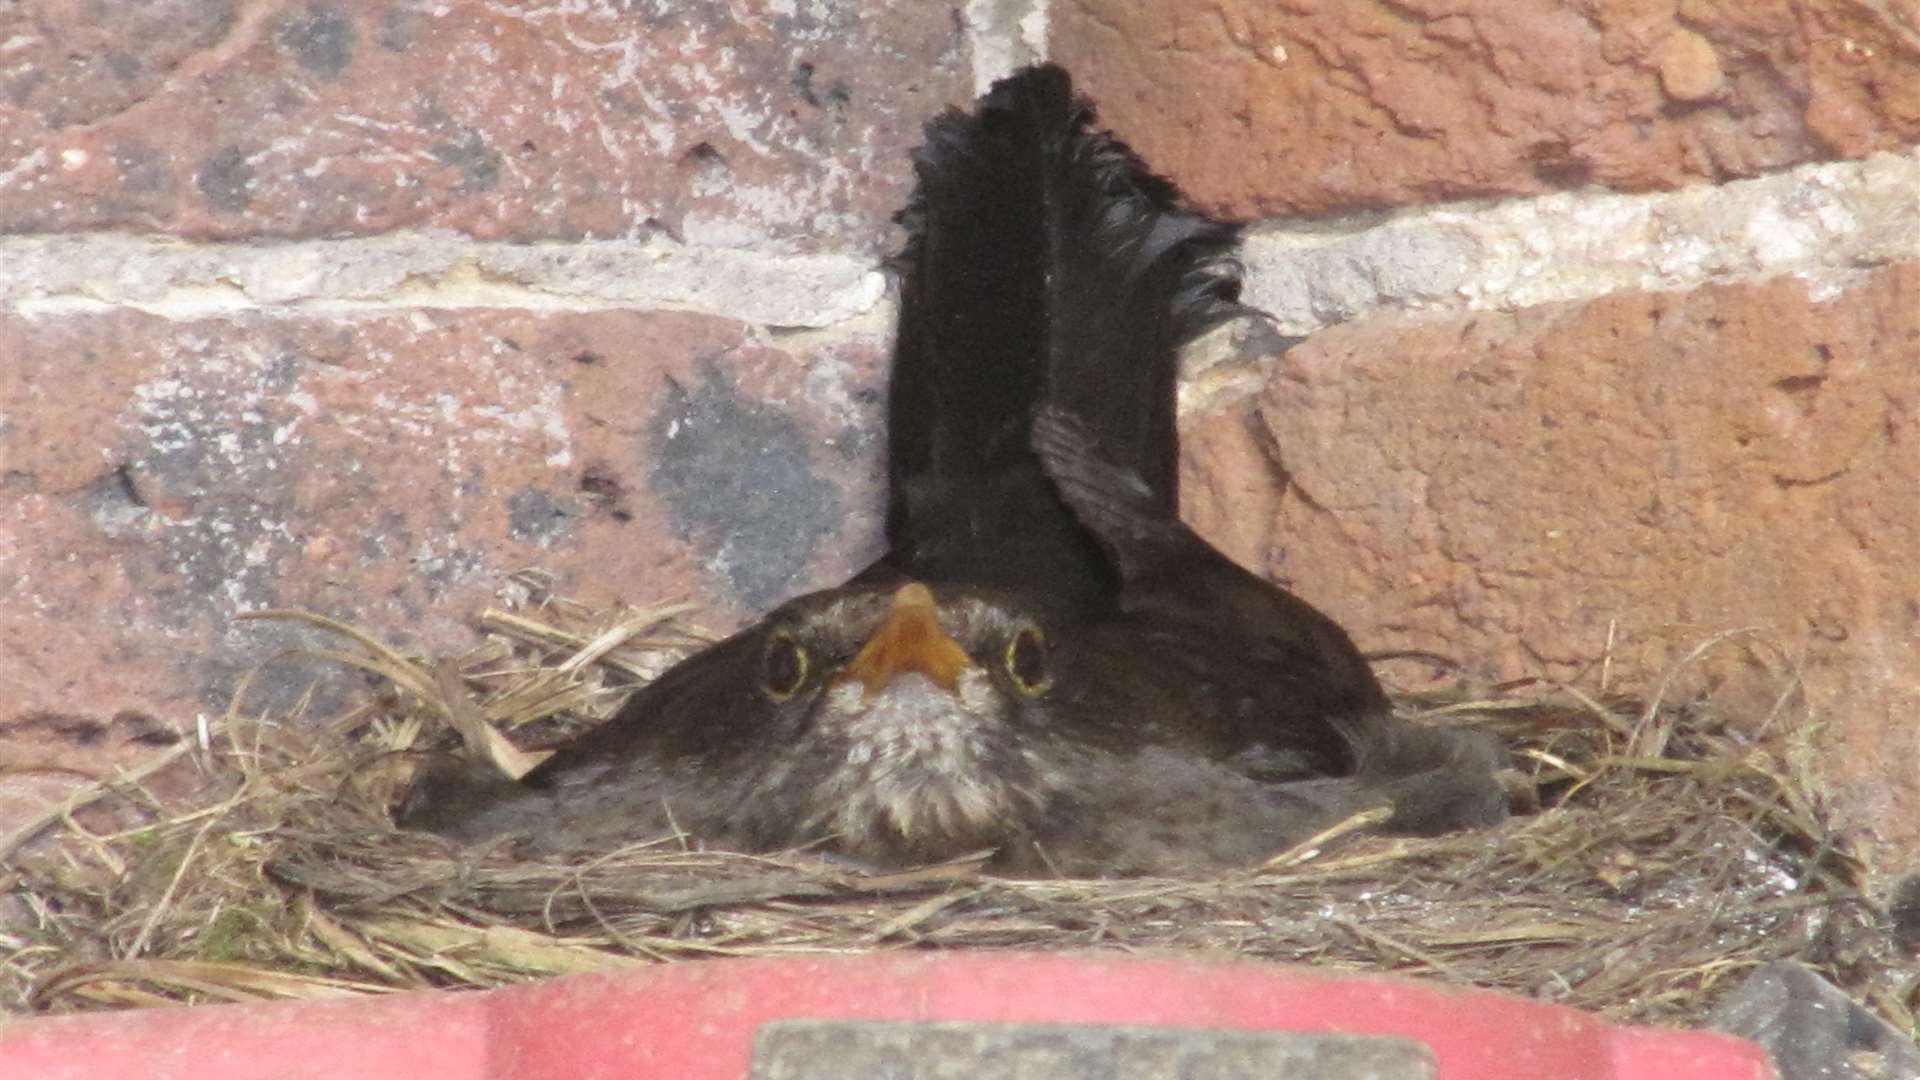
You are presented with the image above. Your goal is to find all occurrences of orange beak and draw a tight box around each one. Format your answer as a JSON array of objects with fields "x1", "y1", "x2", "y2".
[{"x1": 842, "y1": 583, "x2": 973, "y2": 697}]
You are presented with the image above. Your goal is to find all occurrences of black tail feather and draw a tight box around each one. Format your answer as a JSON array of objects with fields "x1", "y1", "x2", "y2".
[{"x1": 876, "y1": 65, "x2": 1244, "y2": 610}]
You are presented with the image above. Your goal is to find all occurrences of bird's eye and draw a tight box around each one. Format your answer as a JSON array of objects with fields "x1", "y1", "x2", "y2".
[
  {"x1": 761, "y1": 631, "x2": 810, "y2": 701},
  {"x1": 1004, "y1": 625, "x2": 1051, "y2": 695}
]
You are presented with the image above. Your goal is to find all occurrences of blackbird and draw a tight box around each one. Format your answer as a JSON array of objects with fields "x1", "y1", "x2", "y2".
[{"x1": 399, "y1": 65, "x2": 1507, "y2": 876}]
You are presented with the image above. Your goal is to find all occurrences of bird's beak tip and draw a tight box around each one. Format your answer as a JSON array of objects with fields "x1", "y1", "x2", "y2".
[{"x1": 843, "y1": 583, "x2": 973, "y2": 695}]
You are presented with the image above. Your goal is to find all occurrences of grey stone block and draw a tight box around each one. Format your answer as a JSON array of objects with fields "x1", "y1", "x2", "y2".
[{"x1": 750, "y1": 1020, "x2": 1435, "y2": 1080}]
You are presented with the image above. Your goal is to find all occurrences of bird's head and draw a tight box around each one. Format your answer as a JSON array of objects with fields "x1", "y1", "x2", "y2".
[{"x1": 733, "y1": 581, "x2": 1067, "y2": 858}]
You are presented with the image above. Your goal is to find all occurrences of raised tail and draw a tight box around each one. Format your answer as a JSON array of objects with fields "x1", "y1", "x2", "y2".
[{"x1": 876, "y1": 65, "x2": 1244, "y2": 611}]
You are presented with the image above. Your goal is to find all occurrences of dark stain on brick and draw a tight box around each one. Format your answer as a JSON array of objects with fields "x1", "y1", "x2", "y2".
[
  {"x1": 579, "y1": 463, "x2": 632, "y2": 523},
  {"x1": 431, "y1": 129, "x2": 503, "y2": 193},
  {"x1": 455, "y1": 461, "x2": 487, "y2": 500},
  {"x1": 414, "y1": 543, "x2": 488, "y2": 602},
  {"x1": 111, "y1": 139, "x2": 173, "y2": 195},
  {"x1": 1524, "y1": 138, "x2": 1592, "y2": 187},
  {"x1": 628, "y1": 0, "x2": 724, "y2": 30},
  {"x1": 828, "y1": 421, "x2": 879, "y2": 458},
  {"x1": 2, "y1": 712, "x2": 107, "y2": 745},
  {"x1": 126, "y1": 364, "x2": 300, "y2": 629},
  {"x1": 148, "y1": 508, "x2": 283, "y2": 628},
  {"x1": 361, "y1": 509, "x2": 412, "y2": 562},
  {"x1": 0, "y1": 710, "x2": 178, "y2": 750},
  {"x1": 203, "y1": 620, "x2": 355, "y2": 720},
  {"x1": 773, "y1": 0, "x2": 855, "y2": 38},
  {"x1": 279, "y1": 4, "x2": 355, "y2": 78},
  {"x1": 648, "y1": 363, "x2": 840, "y2": 610},
  {"x1": 113, "y1": 463, "x2": 146, "y2": 507},
  {"x1": 112, "y1": 710, "x2": 181, "y2": 746},
  {"x1": 792, "y1": 61, "x2": 852, "y2": 112},
  {"x1": 507, "y1": 488, "x2": 580, "y2": 548},
  {"x1": 82, "y1": 464, "x2": 151, "y2": 536},
  {"x1": 196, "y1": 145, "x2": 254, "y2": 213},
  {"x1": 264, "y1": 349, "x2": 305, "y2": 388},
  {"x1": 190, "y1": 0, "x2": 241, "y2": 49},
  {"x1": 377, "y1": 6, "x2": 419, "y2": 52}
]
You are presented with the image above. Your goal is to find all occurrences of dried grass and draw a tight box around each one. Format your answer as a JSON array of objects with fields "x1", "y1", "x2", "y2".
[{"x1": 4, "y1": 571, "x2": 1911, "y2": 1035}]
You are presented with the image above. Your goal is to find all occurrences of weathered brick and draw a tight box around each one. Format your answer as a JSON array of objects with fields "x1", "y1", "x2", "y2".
[
  {"x1": 1183, "y1": 263, "x2": 1920, "y2": 861},
  {"x1": 1054, "y1": 0, "x2": 1920, "y2": 216},
  {"x1": 0, "y1": 309, "x2": 888, "y2": 727},
  {"x1": 0, "y1": 3, "x2": 971, "y2": 246}
]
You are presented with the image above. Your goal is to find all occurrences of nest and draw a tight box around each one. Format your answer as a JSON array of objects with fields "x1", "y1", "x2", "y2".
[{"x1": 4, "y1": 570, "x2": 1912, "y2": 1036}]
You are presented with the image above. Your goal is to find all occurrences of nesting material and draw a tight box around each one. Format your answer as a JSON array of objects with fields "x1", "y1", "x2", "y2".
[{"x1": 4, "y1": 573, "x2": 1909, "y2": 1037}]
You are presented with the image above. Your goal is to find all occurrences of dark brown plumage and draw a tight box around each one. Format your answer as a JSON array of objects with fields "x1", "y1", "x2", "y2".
[
  {"x1": 398, "y1": 64, "x2": 1507, "y2": 876},
  {"x1": 863, "y1": 63, "x2": 1241, "y2": 613}
]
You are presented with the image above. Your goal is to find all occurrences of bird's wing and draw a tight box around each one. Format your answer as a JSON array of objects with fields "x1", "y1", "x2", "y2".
[{"x1": 1028, "y1": 403, "x2": 1189, "y2": 580}]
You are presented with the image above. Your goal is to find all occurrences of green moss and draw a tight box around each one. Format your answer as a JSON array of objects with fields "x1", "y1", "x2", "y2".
[{"x1": 198, "y1": 905, "x2": 272, "y2": 963}]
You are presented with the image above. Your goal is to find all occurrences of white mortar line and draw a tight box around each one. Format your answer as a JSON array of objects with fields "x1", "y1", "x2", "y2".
[
  {"x1": 1242, "y1": 146, "x2": 1919, "y2": 338},
  {"x1": 0, "y1": 149, "x2": 1909, "y2": 338},
  {"x1": 964, "y1": 0, "x2": 1052, "y2": 94},
  {"x1": 1, "y1": 231, "x2": 887, "y2": 329}
]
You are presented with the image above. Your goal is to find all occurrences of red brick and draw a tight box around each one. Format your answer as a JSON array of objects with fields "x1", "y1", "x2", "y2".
[
  {"x1": 1054, "y1": 0, "x2": 1920, "y2": 216},
  {"x1": 0, "y1": 309, "x2": 887, "y2": 730},
  {"x1": 1183, "y1": 263, "x2": 1920, "y2": 866},
  {"x1": 0, "y1": 4, "x2": 970, "y2": 245}
]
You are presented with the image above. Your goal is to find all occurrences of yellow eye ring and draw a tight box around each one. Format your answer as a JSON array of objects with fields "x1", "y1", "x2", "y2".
[
  {"x1": 761, "y1": 630, "x2": 810, "y2": 701},
  {"x1": 1003, "y1": 625, "x2": 1051, "y2": 695}
]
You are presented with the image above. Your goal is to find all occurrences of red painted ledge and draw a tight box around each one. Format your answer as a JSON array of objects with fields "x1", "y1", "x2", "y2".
[{"x1": 0, "y1": 952, "x2": 1774, "y2": 1080}]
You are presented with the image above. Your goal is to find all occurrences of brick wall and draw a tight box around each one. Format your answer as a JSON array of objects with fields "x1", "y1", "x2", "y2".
[{"x1": 2, "y1": 3, "x2": 1916, "y2": 874}]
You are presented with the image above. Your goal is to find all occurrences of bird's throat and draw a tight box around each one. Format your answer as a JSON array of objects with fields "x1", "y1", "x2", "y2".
[{"x1": 814, "y1": 673, "x2": 1029, "y2": 856}]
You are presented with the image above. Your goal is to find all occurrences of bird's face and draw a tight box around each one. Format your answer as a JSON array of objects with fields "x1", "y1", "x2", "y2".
[
  {"x1": 733, "y1": 581, "x2": 1069, "y2": 860},
  {"x1": 505, "y1": 578, "x2": 1098, "y2": 865}
]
